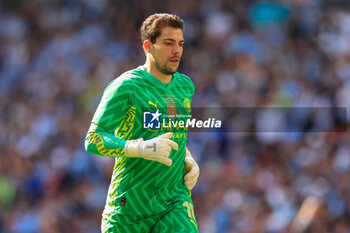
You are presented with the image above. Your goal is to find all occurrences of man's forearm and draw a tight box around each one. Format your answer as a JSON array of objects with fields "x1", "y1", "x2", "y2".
[{"x1": 85, "y1": 124, "x2": 127, "y2": 157}]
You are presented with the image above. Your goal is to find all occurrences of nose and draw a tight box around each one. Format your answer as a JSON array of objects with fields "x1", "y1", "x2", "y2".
[{"x1": 173, "y1": 44, "x2": 182, "y2": 55}]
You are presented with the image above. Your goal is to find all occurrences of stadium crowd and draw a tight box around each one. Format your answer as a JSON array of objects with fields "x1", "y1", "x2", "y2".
[{"x1": 1, "y1": 0, "x2": 349, "y2": 232}]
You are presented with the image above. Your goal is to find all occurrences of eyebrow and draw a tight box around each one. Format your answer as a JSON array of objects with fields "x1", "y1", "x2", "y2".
[{"x1": 162, "y1": 38, "x2": 185, "y2": 43}]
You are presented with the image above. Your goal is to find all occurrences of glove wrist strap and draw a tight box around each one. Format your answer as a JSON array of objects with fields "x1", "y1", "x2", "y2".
[{"x1": 125, "y1": 138, "x2": 143, "y2": 157}]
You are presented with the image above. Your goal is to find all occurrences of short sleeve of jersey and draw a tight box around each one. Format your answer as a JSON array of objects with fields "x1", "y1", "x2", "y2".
[{"x1": 179, "y1": 73, "x2": 195, "y2": 97}]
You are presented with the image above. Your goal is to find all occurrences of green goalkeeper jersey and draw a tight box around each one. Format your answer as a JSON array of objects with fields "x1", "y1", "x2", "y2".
[{"x1": 85, "y1": 65, "x2": 195, "y2": 216}]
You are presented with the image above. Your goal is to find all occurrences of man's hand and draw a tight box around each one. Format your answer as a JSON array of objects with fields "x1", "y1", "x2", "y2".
[
  {"x1": 184, "y1": 147, "x2": 200, "y2": 190},
  {"x1": 124, "y1": 132, "x2": 178, "y2": 166}
]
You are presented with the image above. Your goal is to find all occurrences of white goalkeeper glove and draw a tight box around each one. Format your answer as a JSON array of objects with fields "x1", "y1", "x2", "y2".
[
  {"x1": 124, "y1": 132, "x2": 178, "y2": 166},
  {"x1": 184, "y1": 147, "x2": 200, "y2": 190}
]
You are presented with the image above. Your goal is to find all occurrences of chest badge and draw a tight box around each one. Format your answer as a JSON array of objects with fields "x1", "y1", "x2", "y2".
[
  {"x1": 167, "y1": 104, "x2": 177, "y2": 120},
  {"x1": 183, "y1": 98, "x2": 191, "y2": 113}
]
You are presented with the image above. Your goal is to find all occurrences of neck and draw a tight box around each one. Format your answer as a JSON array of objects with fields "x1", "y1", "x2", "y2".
[{"x1": 144, "y1": 58, "x2": 172, "y2": 84}]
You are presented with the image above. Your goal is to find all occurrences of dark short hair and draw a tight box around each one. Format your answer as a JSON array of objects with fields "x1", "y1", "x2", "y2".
[{"x1": 140, "y1": 13, "x2": 184, "y2": 44}]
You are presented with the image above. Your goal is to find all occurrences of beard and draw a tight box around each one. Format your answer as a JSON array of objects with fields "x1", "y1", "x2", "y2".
[
  {"x1": 152, "y1": 50, "x2": 179, "y2": 75},
  {"x1": 154, "y1": 60, "x2": 176, "y2": 75},
  {"x1": 151, "y1": 45, "x2": 180, "y2": 75}
]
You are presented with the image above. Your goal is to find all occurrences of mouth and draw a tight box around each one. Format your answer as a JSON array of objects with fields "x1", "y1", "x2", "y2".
[{"x1": 169, "y1": 57, "x2": 180, "y2": 63}]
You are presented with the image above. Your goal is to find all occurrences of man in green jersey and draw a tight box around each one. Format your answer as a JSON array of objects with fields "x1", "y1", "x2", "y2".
[{"x1": 85, "y1": 13, "x2": 200, "y2": 232}]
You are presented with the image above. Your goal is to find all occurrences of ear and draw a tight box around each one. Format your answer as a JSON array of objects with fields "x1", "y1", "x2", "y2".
[{"x1": 143, "y1": 40, "x2": 152, "y2": 53}]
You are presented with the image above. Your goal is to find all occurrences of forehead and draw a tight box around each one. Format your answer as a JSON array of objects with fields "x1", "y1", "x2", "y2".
[{"x1": 158, "y1": 26, "x2": 184, "y2": 41}]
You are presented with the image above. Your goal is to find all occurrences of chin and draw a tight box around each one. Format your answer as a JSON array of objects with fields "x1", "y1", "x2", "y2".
[{"x1": 168, "y1": 66, "x2": 179, "y2": 74}]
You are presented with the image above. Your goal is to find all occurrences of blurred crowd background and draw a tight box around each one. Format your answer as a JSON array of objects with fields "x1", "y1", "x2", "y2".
[{"x1": 1, "y1": 0, "x2": 350, "y2": 232}]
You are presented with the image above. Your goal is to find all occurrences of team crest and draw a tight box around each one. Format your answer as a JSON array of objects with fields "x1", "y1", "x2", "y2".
[
  {"x1": 167, "y1": 104, "x2": 177, "y2": 120},
  {"x1": 183, "y1": 98, "x2": 191, "y2": 113}
]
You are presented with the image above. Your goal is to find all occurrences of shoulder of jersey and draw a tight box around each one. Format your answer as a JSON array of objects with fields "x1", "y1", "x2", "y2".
[
  {"x1": 175, "y1": 72, "x2": 195, "y2": 93},
  {"x1": 107, "y1": 68, "x2": 144, "y2": 88},
  {"x1": 175, "y1": 72, "x2": 193, "y2": 86}
]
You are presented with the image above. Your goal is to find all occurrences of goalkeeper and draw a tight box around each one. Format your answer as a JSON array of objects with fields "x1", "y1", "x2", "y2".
[{"x1": 85, "y1": 13, "x2": 200, "y2": 233}]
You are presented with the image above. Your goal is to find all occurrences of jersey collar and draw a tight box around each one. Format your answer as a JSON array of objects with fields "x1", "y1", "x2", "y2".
[{"x1": 140, "y1": 65, "x2": 176, "y2": 89}]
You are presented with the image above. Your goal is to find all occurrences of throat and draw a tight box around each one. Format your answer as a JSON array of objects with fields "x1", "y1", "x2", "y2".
[
  {"x1": 156, "y1": 74, "x2": 172, "y2": 84},
  {"x1": 145, "y1": 61, "x2": 173, "y2": 84}
]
